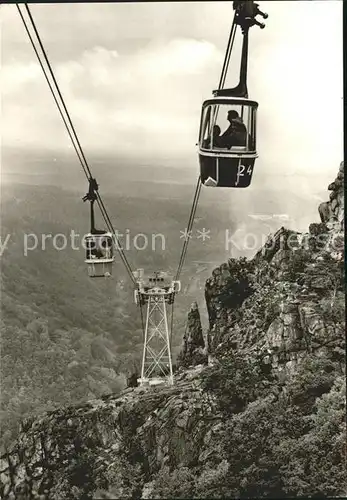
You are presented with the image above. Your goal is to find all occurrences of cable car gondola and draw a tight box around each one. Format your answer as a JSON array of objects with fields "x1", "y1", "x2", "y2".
[
  {"x1": 85, "y1": 231, "x2": 114, "y2": 278},
  {"x1": 83, "y1": 178, "x2": 115, "y2": 278},
  {"x1": 199, "y1": 96, "x2": 258, "y2": 188},
  {"x1": 198, "y1": 1, "x2": 267, "y2": 188}
]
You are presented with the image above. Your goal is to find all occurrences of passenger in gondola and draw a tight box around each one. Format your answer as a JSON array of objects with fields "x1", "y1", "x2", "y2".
[
  {"x1": 212, "y1": 125, "x2": 222, "y2": 148},
  {"x1": 220, "y1": 110, "x2": 247, "y2": 148},
  {"x1": 90, "y1": 247, "x2": 104, "y2": 259},
  {"x1": 202, "y1": 125, "x2": 221, "y2": 149}
]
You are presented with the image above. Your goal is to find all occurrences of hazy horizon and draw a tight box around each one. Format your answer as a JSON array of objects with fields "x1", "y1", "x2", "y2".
[{"x1": 1, "y1": 1, "x2": 343, "y2": 237}]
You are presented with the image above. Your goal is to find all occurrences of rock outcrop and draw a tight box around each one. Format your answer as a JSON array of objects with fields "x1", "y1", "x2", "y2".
[
  {"x1": 177, "y1": 302, "x2": 207, "y2": 368},
  {"x1": 318, "y1": 161, "x2": 344, "y2": 229},
  {"x1": 0, "y1": 367, "x2": 217, "y2": 499},
  {"x1": 0, "y1": 164, "x2": 345, "y2": 499},
  {"x1": 205, "y1": 162, "x2": 344, "y2": 379}
]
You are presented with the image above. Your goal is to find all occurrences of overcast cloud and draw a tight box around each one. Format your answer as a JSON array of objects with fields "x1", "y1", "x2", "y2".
[{"x1": 1, "y1": 1, "x2": 343, "y2": 199}]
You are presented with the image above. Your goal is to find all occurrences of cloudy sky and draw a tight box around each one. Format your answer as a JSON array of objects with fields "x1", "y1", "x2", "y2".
[{"x1": 1, "y1": 1, "x2": 343, "y2": 199}]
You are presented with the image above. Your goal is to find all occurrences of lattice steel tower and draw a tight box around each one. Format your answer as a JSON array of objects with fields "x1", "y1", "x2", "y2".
[{"x1": 134, "y1": 270, "x2": 180, "y2": 386}]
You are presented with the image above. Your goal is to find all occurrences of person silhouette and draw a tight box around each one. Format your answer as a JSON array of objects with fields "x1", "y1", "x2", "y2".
[{"x1": 220, "y1": 110, "x2": 247, "y2": 148}]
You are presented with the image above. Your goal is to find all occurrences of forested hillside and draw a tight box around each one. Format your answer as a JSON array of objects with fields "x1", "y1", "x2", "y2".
[{"x1": 0, "y1": 180, "x2": 231, "y2": 450}]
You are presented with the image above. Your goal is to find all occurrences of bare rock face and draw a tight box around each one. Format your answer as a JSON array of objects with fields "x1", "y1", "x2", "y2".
[
  {"x1": 178, "y1": 302, "x2": 207, "y2": 368},
  {"x1": 205, "y1": 163, "x2": 345, "y2": 377},
  {"x1": 321, "y1": 161, "x2": 344, "y2": 225},
  {"x1": 0, "y1": 371, "x2": 219, "y2": 500}
]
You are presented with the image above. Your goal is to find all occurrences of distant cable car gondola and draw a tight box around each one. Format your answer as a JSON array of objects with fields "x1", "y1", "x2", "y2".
[
  {"x1": 85, "y1": 231, "x2": 114, "y2": 278},
  {"x1": 198, "y1": 0, "x2": 267, "y2": 188},
  {"x1": 83, "y1": 178, "x2": 114, "y2": 278}
]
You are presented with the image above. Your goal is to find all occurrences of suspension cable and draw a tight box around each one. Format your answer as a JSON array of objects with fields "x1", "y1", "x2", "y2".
[
  {"x1": 218, "y1": 12, "x2": 237, "y2": 91},
  {"x1": 169, "y1": 301, "x2": 174, "y2": 349},
  {"x1": 19, "y1": 1, "x2": 239, "y2": 317},
  {"x1": 22, "y1": 3, "x2": 92, "y2": 179},
  {"x1": 174, "y1": 176, "x2": 202, "y2": 282},
  {"x1": 139, "y1": 301, "x2": 146, "y2": 342},
  {"x1": 17, "y1": 3, "x2": 136, "y2": 285},
  {"x1": 173, "y1": 10, "x2": 237, "y2": 284},
  {"x1": 95, "y1": 191, "x2": 135, "y2": 281},
  {"x1": 16, "y1": 5, "x2": 88, "y2": 179},
  {"x1": 212, "y1": 12, "x2": 237, "y2": 128},
  {"x1": 17, "y1": 2, "x2": 244, "y2": 373}
]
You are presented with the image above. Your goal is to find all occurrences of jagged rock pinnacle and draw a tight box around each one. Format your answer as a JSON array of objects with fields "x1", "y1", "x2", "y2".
[{"x1": 178, "y1": 302, "x2": 207, "y2": 368}]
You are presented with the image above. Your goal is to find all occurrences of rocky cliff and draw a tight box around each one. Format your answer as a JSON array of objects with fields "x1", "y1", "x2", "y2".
[
  {"x1": 0, "y1": 164, "x2": 345, "y2": 499},
  {"x1": 205, "y1": 161, "x2": 344, "y2": 372},
  {"x1": 177, "y1": 301, "x2": 207, "y2": 368}
]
